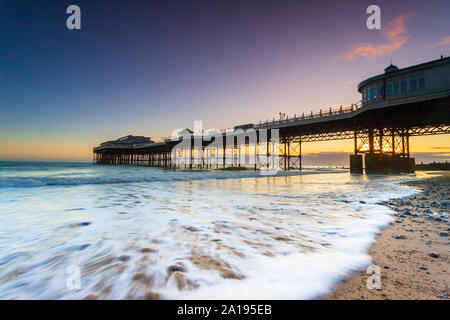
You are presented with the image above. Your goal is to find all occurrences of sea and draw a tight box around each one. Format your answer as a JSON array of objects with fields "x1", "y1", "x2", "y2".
[{"x1": 0, "y1": 161, "x2": 423, "y2": 299}]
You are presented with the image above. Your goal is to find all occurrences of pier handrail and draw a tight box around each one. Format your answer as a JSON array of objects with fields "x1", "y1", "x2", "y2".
[
  {"x1": 253, "y1": 100, "x2": 363, "y2": 129},
  {"x1": 159, "y1": 101, "x2": 364, "y2": 142},
  {"x1": 96, "y1": 89, "x2": 449, "y2": 149}
]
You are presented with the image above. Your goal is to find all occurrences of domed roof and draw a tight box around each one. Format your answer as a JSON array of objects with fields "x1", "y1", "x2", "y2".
[{"x1": 384, "y1": 64, "x2": 399, "y2": 73}]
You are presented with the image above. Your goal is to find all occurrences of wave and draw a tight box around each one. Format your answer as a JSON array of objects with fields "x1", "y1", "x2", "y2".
[
  {"x1": 0, "y1": 168, "x2": 343, "y2": 188},
  {"x1": 0, "y1": 169, "x2": 421, "y2": 299}
]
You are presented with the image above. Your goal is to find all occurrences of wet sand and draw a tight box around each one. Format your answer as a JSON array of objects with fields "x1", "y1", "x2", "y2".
[{"x1": 328, "y1": 172, "x2": 449, "y2": 300}]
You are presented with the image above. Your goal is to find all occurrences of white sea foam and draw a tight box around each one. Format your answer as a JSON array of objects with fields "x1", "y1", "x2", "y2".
[
  {"x1": 0, "y1": 163, "x2": 339, "y2": 188},
  {"x1": 0, "y1": 162, "x2": 422, "y2": 299}
]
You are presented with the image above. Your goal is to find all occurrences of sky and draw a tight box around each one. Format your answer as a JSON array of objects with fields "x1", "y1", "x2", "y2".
[{"x1": 0, "y1": 0, "x2": 449, "y2": 163}]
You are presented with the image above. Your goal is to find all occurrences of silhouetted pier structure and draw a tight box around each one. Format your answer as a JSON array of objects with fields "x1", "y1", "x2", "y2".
[
  {"x1": 415, "y1": 161, "x2": 450, "y2": 171},
  {"x1": 94, "y1": 57, "x2": 450, "y2": 174}
]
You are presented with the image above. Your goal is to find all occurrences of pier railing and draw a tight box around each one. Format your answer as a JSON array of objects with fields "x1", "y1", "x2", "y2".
[
  {"x1": 161, "y1": 90, "x2": 449, "y2": 142},
  {"x1": 253, "y1": 101, "x2": 363, "y2": 129},
  {"x1": 162, "y1": 90, "x2": 449, "y2": 142},
  {"x1": 161, "y1": 101, "x2": 363, "y2": 141}
]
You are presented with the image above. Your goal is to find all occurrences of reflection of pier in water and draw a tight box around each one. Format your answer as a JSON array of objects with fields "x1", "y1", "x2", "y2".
[{"x1": 94, "y1": 57, "x2": 450, "y2": 174}]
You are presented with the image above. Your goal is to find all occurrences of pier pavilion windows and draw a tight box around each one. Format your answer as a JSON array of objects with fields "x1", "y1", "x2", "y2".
[
  {"x1": 378, "y1": 83, "x2": 384, "y2": 98},
  {"x1": 410, "y1": 75, "x2": 418, "y2": 92},
  {"x1": 367, "y1": 86, "x2": 371, "y2": 100},
  {"x1": 409, "y1": 74, "x2": 425, "y2": 92},
  {"x1": 418, "y1": 74, "x2": 425, "y2": 90},
  {"x1": 400, "y1": 78, "x2": 407, "y2": 93},
  {"x1": 371, "y1": 85, "x2": 377, "y2": 99},
  {"x1": 386, "y1": 80, "x2": 392, "y2": 95},
  {"x1": 393, "y1": 79, "x2": 400, "y2": 94}
]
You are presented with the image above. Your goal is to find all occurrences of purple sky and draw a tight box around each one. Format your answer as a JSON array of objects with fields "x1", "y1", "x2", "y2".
[{"x1": 0, "y1": 0, "x2": 449, "y2": 161}]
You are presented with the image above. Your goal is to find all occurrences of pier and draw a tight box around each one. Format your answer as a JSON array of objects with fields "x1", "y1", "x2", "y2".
[{"x1": 94, "y1": 57, "x2": 450, "y2": 174}]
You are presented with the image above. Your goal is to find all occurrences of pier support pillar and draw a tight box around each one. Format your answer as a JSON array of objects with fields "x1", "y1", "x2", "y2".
[
  {"x1": 365, "y1": 154, "x2": 389, "y2": 174},
  {"x1": 223, "y1": 146, "x2": 226, "y2": 168},
  {"x1": 299, "y1": 139, "x2": 302, "y2": 170},
  {"x1": 287, "y1": 140, "x2": 290, "y2": 171},
  {"x1": 409, "y1": 158, "x2": 415, "y2": 173},
  {"x1": 365, "y1": 154, "x2": 415, "y2": 174},
  {"x1": 349, "y1": 154, "x2": 363, "y2": 174}
]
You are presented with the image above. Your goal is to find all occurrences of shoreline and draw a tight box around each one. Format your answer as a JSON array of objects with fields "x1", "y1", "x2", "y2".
[{"x1": 327, "y1": 172, "x2": 449, "y2": 300}]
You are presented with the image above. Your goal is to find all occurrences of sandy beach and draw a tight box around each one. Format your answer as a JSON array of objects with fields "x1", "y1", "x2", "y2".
[{"x1": 328, "y1": 172, "x2": 449, "y2": 300}]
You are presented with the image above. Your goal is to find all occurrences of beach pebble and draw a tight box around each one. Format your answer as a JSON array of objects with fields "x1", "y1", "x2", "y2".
[
  {"x1": 133, "y1": 273, "x2": 149, "y2": 282},
  {"x1": 168, "y1": 263, "x2": 186, "y2": 273},
  {"x1": 69, "y1": 221, "x2": 91, "y2": 228},
  {"x1": 394, "y1": 235, "x2": 407, "y2": 240},
  {"x1": 427, "y1": 211, "x2": 448, "y2": 222},
  {"x1": 118, "y1": 255, "x2": 131, "y2": 262},
  {"x1": 429, "y1": 252, "x2": 440, "y2": 258},
  {"x1": 145, "y1": 291, "x2": 160, "y2": 300},
  {"x1": 419, "y1": 266, "x2": 428, "y2": 270},
  {"x1": 185, "y1": 226, "x2": 200, "y2": 232},
  {"x1": 69, "y1": 244, "x2": 90, "y2": 251}
]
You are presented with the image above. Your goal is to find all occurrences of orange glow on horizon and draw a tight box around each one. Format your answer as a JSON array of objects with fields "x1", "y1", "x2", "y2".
[{"x1": 0, "y1": 134, "x2": 448, "y2": 162}]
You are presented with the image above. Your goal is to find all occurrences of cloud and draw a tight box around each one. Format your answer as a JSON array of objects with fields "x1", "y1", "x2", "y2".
[
  {"x1": 339, "y1": 13, "x2": 415, "y2": 61},
  {"x1": 434, "y1": 36, "x2": 450, "y2": 47}
]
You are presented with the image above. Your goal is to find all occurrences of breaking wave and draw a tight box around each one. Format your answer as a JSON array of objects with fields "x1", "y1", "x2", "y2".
[
  {"x1": 0, "y1": 162, "x2": 343, "y2": 188},
  {"x1": 0, "y1": 161, "x2": 422, "y2": 299}
]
